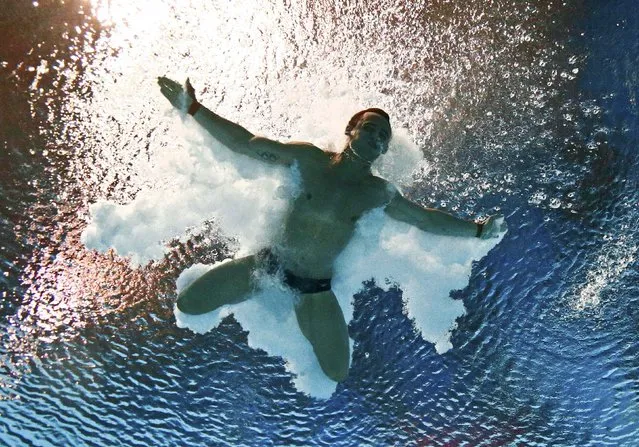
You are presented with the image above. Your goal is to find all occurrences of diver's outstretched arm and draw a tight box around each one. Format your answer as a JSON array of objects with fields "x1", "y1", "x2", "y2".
[
  {"x1": 157, "y1": 76, "x2": 317, "y2": 166},
  {"x1": 384, "y1": 190, "x2": 506, "y2": 239}
]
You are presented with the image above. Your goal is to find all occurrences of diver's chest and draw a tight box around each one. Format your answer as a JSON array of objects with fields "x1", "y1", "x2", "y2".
[{"x1": 297, "y1": 176, "x2": 386, "y2": 216}]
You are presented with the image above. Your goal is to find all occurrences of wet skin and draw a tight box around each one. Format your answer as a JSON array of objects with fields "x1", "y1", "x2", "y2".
[
  {"x1": 157, "y1": 77, "x2": 504, "y2": 382},
  {"x1": 276, "y1": 119, "x2": 393, "y2": 279}
]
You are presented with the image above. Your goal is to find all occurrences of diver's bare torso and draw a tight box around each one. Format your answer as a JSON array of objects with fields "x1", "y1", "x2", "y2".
[{"x1": 275, "y1": 149, "x2": 392, "y2": 279}]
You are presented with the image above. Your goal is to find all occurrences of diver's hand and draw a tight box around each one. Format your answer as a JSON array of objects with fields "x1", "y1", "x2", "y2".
[
  {"x1": 478, "y1": 214, "x2": 507, "y2": 239},
  {"x1": 157, "y1": 76, "x2": 198, "y2": 112}
]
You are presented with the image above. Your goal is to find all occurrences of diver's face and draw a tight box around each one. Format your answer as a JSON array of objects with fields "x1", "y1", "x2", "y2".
[{"x1": 349, "y1": 113, "x2": 392, "y2": 162}]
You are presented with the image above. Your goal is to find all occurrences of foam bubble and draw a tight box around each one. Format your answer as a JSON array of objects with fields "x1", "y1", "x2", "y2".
[
  {"x1": 372, "y1": 129, "x2": 428, "y2": 188},
  {"x1": 333, "y1": 211, "x2": 505, "y2": 353}
]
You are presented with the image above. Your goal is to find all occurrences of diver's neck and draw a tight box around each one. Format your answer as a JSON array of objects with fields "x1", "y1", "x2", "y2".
[{"x1": 335, "y1": 144, "x2": 372, "y2": 176}]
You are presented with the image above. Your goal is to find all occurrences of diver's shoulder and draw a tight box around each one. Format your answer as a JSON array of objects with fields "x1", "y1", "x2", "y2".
[
  {"x1": 368, "y1": 175, "x2": 398, "y2": 201},
  {"x1": 285, "y1": 141, "x2": 327, "y2": 161},
  {"x1": 368, "y1": 174, "x2": 393, "y2": 190}
]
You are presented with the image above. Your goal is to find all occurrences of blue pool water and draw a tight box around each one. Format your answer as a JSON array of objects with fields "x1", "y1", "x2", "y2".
[{"x1": 1, "y1": 0, "x2": 638, "y2": 445}]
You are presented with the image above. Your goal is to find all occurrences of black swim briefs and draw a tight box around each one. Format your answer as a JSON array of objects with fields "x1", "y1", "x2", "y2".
[{"x1": 257, "y1": 249, "x2": 332, "y2": 294}]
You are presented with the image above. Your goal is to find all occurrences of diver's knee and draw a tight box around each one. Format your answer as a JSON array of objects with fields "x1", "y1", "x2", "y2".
[
  {"x1": 176, "y1": 292, "x2": 201, "y2": 315},
  {"x1": 319, "y1": 350, "x2": 350, "y2": 382},
  {"x1": 176, "y1": 293, "x2": 189, "y2": 313},
  {"x1": 327, "y1": 366, "x2": 349, "y2": 383}
]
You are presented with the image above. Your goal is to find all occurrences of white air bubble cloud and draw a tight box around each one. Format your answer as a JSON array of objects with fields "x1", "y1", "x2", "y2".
[
  {"x1": 333, "y1": 211, "x2": 505, "y2": 354},
  {"x1": 81, "y1": 117, "x2": 296, "y2": 265}
]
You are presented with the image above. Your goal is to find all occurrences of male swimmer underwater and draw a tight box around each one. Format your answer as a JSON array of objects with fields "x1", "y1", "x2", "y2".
[{"x1": 158, "y1": 77, "x2": 505, "y2": 382}]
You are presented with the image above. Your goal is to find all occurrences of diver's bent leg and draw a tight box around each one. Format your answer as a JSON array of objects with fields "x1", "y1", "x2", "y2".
[
  {"x1": 295, "y1": 290, "x2": 350, "y2": 382},
  {"x1": 177, "y1": 255, "x2": 258, "y2": 315}
]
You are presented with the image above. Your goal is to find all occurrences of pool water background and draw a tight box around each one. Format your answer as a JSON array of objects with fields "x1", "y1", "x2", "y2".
[{"x1": 1, "y1": 0, "x2": 638, "y2": 445}]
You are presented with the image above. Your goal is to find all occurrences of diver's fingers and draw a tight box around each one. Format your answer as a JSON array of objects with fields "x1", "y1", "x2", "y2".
[
  {"x1": 159, "y1": 85, "x2": 177, "y2": 101},
  {"x1": 157, "y1": 76, "x2": 180, "y2": 89},
  {"x1": 185, "y1": 78, "x2": 196, "y2": 99},
  {"x1": 157, "y1": 77, "x2": 183, "y2": 98},
  {"x1": 158, "y1": 77, "x2": 186, "y2": 105}
]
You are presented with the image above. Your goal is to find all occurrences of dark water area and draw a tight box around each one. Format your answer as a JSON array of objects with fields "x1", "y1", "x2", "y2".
[{"x1": 2, "y1": 0, "x2": 639, "y2": 445}]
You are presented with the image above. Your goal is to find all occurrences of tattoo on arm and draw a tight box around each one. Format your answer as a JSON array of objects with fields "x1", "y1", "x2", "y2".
[{"x1": 258, "y1": 151, "x2": 278, "y2": 162}]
